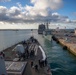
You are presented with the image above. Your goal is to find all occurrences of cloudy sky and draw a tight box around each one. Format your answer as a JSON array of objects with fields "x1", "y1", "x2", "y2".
[{"x1": 0, "y1": 0, "x2": 76, "y2": 29}]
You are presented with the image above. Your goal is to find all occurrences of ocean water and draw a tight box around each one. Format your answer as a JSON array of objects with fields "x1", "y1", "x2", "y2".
[
  {"x1": 43, "y1": 39, "x2": 76, "y2": 75},
  {"x1": 0, "y1": 29, "x2": 76, "y2": 75},
  {"x1": 0, "y1": 30, "x2": 32, "y2": 51}
]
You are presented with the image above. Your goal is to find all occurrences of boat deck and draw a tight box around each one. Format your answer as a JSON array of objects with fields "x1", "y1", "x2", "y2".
[
  {"x1": 4, "y1": 38, "x2": 52, "y2": 75},
  {"x1": 23, "y1": 44, "x2": 52, "y2": 75}
]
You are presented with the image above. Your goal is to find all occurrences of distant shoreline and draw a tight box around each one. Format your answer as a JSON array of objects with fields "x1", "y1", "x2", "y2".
[
  {"x1": 0, "y1": 29, "x2": 75, "y2": 31},
  {"x1": 0, "y1": 29, "x2": 38, "y2": 31}
]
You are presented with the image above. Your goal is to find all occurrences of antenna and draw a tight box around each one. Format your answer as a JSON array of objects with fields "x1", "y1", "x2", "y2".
[{"x1": 46, "y1": 20, "x2": 50, "y2": 30}]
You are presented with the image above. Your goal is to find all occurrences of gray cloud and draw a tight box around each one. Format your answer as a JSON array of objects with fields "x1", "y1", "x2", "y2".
[
  {"x1": 0, "y1": 0, "x2": 75, "y2": 24},
  {"x1": 0, "y1": 5, "x2": 72, "y2": 23}
]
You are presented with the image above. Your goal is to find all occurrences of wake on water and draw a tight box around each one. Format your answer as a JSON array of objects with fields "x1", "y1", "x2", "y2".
[{"x1": 51, "y1": 68, "x2": 61, "y2": 71}]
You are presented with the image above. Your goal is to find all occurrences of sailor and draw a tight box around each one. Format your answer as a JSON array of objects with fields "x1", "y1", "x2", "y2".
[
  {"x1": 38, "y1": 60, "x2": 41, "y2": 68},
  {"x1": 45, "y1": 58, "x2": 47, "y2": 66},
  {"x1": 0, "y1": 52, "x2": 5, "y2": 58},
  {"x1": 35, "y1": 64, "x2": 38, "y2": 71},
  {"x1": 31, "y1": 61, "x2": 34, "y2": 68},
  {"x1": 26, "y1": 49, "x2": 29, "y2": 58}
]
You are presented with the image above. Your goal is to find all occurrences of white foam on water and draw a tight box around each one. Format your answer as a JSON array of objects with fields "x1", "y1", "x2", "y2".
[{"x1": 51, "y1": 68, "x2": 61, "y2": 71}]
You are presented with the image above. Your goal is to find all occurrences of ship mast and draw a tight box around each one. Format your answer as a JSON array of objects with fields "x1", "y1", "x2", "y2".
[{"x1": 46, "y1": 20, "x2": 50, "y2": 30}]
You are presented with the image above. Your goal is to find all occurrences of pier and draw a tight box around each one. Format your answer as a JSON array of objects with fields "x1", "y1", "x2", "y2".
[{"x1": 52, "y1": 29, "x2": 76, "y2": 56}]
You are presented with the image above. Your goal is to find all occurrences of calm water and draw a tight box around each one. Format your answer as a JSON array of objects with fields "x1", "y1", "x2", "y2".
[{"x1": 0, "y1": 30, "x2": 32, "y2": 51}]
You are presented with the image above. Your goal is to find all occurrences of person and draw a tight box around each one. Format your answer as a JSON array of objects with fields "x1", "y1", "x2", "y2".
[
  {"x1": 32, "y1": 50, "x2": 35, "y2": 56},
  {"x1": 45, "y1": 58, "x2": 47, "y2": 66},
  {"x1": 39, "y1": 60, "x2": 42, "y2": 68},
  {"x1": 35, "y1": 64, "x2": 38, "y2": 71},
  {"x1": 0, "y1": 52, "x2": 5, "y2": 58},
  {"x1": 42, "y1": 60, "x2": 45, "y2": 67},
  {"x1": 3, "y1": 52, "x2": 5, "y2": 58},
  {"x1": 26, "y1": 49, "x2": 29, "y2": 59},
  {"x1": 31, "y1": 61, "x2": 33, "y2": 68},
  {"x1": 47, "y1": 67, "x2": 50, "y2": 73},
  {"x1": 22, "y1": 53, "x2": 25, "y2": 60},
  {"x1": 30, "y1": 50, "x2": 34, "y2": 57}
]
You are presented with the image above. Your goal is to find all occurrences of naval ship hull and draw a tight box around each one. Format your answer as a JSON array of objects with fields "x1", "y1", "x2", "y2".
[
  {"x1": 43, "y1": 35, "x2": 52, "y2": 41},
  {"x1": 43, "y1": 30, "x2": 52, "y2": 41}
]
